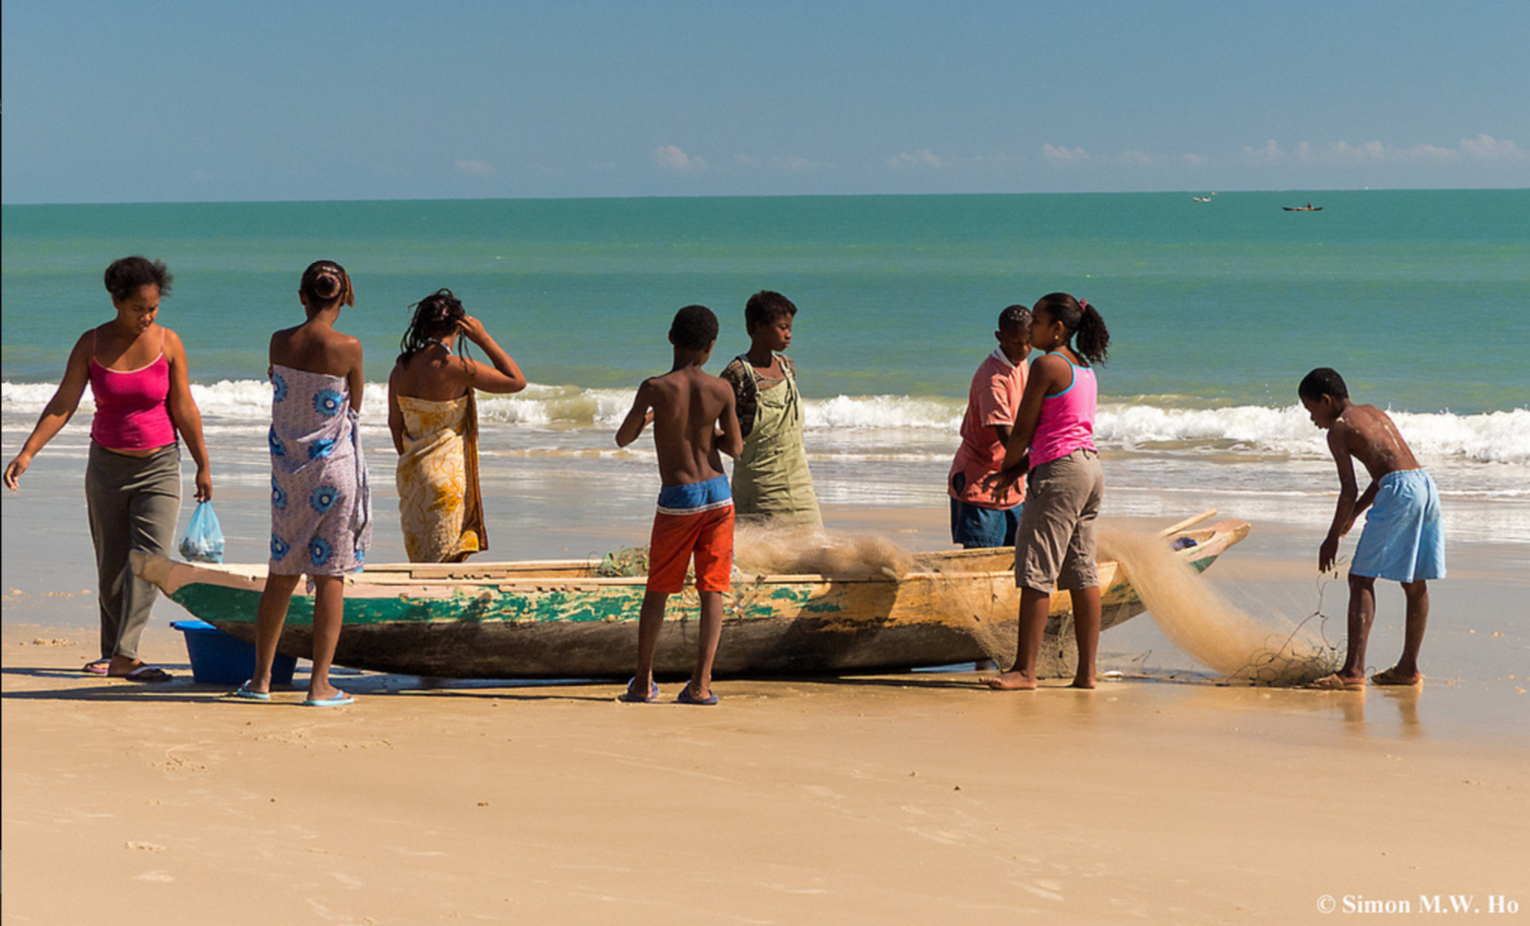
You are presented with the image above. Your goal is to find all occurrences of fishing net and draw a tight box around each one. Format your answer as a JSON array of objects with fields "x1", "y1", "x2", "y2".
[
  {"x1": 593, "y1": 524, "x2": 917, "y2": 581},
  {"x1": 732, "y1": 523, "x2": 913, "y2": 578},
  {"x1": 921, "y1": 568, "x2": 1028, "y2": 669},
  {"x1": 1097, "y1": 527, "x2": 1342, "y2": 686},
  {"x1": 594, "y1": 546, "x2": 650, "y2": 578}
]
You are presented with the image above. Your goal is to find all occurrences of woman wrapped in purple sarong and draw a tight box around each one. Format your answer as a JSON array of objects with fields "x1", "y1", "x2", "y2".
[{"x1": 235, "y1": 260, "x2": 371, "y2": 707}]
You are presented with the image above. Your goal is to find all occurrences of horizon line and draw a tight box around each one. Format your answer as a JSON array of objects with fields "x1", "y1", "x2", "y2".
[{"x1": 4, "y1": 185, "x2": 1529, "y2": 209}]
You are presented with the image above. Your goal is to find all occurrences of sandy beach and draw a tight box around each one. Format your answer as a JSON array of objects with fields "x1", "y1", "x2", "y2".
[{"x1": 5, "y1": 501, "x2": 1527, "y2": 925}]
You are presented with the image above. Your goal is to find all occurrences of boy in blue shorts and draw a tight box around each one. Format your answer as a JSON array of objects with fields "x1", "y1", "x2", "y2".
[
  {"x1": 1300, "y1": 368, "x2": 1444, "y2": 690},
  {"x1": 615, "y1": 305, "x2": 744, "y2": 705},
  {"x1": 948, "y1": 304, "x2": 1031, "y2": 547}
]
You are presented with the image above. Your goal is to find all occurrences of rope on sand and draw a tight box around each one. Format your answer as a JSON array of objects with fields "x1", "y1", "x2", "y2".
[{"x1": 1222, "y1": 560, "x2": 1345, "y2": 686}]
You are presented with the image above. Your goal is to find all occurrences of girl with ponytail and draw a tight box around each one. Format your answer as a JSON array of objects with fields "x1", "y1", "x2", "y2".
[
  {"x1": 387, "y1": 289, "x2": 526, "y2": 563},
  {"x1": 982, "y1": 292, "x2": 1111, "y2": 691}
]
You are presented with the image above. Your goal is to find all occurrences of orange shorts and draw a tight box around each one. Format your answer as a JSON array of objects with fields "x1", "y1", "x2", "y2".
[{"x1": 647, "y1": 505, "x2": 735, "y2": 594}]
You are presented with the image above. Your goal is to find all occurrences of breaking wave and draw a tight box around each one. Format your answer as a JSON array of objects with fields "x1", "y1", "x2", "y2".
[{"x1": 4, "y1": 380, "x2": 1525, "y2": 466}]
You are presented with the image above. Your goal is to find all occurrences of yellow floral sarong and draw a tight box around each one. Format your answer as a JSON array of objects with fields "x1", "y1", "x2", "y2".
[{"x1": 394, "y1": 392, "x2": 486, "y2": 563}]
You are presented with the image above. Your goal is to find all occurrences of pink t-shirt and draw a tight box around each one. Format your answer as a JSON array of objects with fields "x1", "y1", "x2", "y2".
[{"x1": 948, "y1": 349, "x2": 1027, "y2": 509}]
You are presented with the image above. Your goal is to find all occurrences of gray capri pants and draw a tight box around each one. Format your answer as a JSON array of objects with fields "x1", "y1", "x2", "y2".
[
  {"x1": 1014, "y1": 448, "x2": 1105, "y2": 593},
  {"x1": 85, "y1": 442, "x2": 182, "y2": 661}
]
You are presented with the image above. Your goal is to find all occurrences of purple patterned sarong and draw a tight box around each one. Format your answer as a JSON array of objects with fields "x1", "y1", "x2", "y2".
[{"x1": 268, "y1": 364, "x2": 372, "y2": 575}]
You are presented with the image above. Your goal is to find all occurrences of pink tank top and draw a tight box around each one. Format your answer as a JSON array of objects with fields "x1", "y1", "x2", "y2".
[
  {"x1": 1029, "y1": 352, "x2": 1097, "y2": 468},
  {"x1": 89, "y1": 329, "x2": 176, "y2": 451}
]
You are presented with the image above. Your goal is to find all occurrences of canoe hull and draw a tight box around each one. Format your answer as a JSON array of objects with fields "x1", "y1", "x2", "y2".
[{"x1": 133, "y1": 521, "x2": 1250, "y2": 680}]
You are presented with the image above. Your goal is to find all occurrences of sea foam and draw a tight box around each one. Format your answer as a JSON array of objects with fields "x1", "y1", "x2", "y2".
[{"x1": 4, "y1": 380, "x2": 1525, "y2": 466}]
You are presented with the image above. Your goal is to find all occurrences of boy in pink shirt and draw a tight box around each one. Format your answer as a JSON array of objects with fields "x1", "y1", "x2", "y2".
[{"x1": 947, "y1": 305, "x2": 1031, "y2": 547}]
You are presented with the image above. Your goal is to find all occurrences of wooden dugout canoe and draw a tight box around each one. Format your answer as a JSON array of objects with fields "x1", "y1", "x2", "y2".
[{"x1": 131, "y1": 519, "x2": 1250, "y2": 680}]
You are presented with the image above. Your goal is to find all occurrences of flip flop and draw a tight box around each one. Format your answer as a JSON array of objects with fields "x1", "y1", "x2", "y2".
[
  {"x1": 302, "y1": 691, "x2": 355, "y2": 707},
  {"x1": 227, "y1": 681, "x2": 270, "y2": 702},
  {"x1": 1371, "y1": 667, "x2": 1424, "y2": 687},
  {"x1": 617, "y1": 678, "x2": 659, "y2": 703},
  {"x1": 676, "y1": 684, "x2": 719, "y2": 706},
  {"x1": 117, "y1": 665, "x2": 173, "y2": 684},
  {"x1": 1307, "y1": 673, "x2": 1366, "y2": 691},
  {"x1": 81, "y1": 660, "x2": 110, "y2": 676}
]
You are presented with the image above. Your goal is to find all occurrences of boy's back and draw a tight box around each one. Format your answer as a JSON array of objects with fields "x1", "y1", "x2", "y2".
[
  {"x1": 1330, "y1": 403, "x2": 1422, "y2": 481},
  {"x1": 615, "y1": 304, "x2": 743, "y2": 484},
  {"x1": 644, "y1": 366, "x2": 737, "y2": 486}
]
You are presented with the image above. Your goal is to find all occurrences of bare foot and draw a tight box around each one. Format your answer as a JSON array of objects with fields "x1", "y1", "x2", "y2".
[
  {"x1": 984, "y1": 670, "x2": 1037, "y2": 691},
  {"x1": 1070, "y1": 676, "x2": 1097, "y2": 689},
  {"x1": 1308, "y1": 673, "x2": 1366, "y2": 691},
  {"x1": 1371, "y1": 666, "x2": 1424, "y2": 686}
]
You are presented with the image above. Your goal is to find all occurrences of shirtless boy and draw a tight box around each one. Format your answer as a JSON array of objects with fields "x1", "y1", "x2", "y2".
[
  {"x1": 615, "y1": 305, "x2": 744, "y2": 705},
  {"x1": 1300, "y1": 367, "x2": 1444, "y2": 690}
]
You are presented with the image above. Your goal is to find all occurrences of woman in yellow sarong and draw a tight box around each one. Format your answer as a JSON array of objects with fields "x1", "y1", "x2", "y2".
[{"x1": 388, "y1": 290, "x2": 526, "y2": 562}]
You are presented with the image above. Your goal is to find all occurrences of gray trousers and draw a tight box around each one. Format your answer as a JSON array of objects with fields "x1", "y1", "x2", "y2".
[{"x1": 85, "y1": 442, "x2": 181, "y2": 660}]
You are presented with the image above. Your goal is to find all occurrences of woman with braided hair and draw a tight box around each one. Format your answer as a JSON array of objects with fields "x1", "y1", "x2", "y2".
[{"x1": 387, "y1": 288, "x2": 526, "y2": 562}]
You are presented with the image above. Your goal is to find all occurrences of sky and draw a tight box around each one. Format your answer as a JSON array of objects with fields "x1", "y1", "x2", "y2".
[{"x1": 2, "y1": 0, "x2": 1527, "y2": 204}]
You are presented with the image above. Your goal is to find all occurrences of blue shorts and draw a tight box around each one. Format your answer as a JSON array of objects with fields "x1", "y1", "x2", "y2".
[
  {"x1": 950, "y1": 498, "x2": 1021, "y2": 549},
  {"x1": 1351, "y1": 469, "x2": 1446, "y2": 583},
  {"x1": 656, "y1": 475, "x2": 733, "y2": 515}
]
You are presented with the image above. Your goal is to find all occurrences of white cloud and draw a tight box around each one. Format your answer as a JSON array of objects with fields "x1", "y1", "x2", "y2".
[
  {"x1": 1239, "y1": 135, "x2": 1523, "y2": 168},
  {"x1": 453, "y1": 159, "x2": 495, "y2": 176},
  {"x1": 1409, "y1": 144, "x2": 1459, "y2": 163},
  {"x1": 1119, "y1": 150, "x2": 1152, "y2": 166},
  {"x1": 1458, "y1": 133, "x2": 1524, "y2": 161},
  {"x1": 1241, "y1": 139, "x2": 1284, "y2": 164},
  {"x1": 653, "y1": 145, "x2": 708, "y2": 172},
  {"x1": 1043, "y1": 144, "x2": 1088, "y2": 162},
  {"x1": 887, "y1": 149, "x2": 947, "y2": 169},
  {"x1": 1181, "y1": 153, "x2": 1208, "y2": 167},
  {"x1": 734, "y1": 153, "x2": 762, "y2": 169}
]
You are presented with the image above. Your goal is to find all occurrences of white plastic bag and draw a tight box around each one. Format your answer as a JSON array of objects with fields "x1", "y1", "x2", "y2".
[{"x1": 178, "y1": 501, "x2": 225, "y2": 563}]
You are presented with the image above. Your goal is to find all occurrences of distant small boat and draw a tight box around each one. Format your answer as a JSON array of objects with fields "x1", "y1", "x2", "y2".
[
  {"x1": 1283, "y1": 204, "x2": 1322, "y2": 211},
  {"x1": 1192, "y1": 196, "x2": 1212, "y2": 203}
]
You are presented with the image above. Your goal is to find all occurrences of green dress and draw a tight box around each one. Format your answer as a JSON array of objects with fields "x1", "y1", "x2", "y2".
[{"x1": 723, "y1": 354, "x2": 822, "y2": 527}]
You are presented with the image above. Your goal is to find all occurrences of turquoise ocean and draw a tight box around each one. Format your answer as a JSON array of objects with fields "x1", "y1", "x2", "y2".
[{"x1": 4, "y1": 190, "x2": 1528, "y2": 563}]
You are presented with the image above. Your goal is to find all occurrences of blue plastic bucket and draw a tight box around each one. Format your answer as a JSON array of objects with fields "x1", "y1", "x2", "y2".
[{"x1": 170, "y1": 620, "x2": 298, "y2": 686}]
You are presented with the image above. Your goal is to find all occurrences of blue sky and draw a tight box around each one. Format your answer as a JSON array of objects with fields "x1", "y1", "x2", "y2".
[{"x1": 3, "y1": 0, "x2": 1527, "y2": 203}]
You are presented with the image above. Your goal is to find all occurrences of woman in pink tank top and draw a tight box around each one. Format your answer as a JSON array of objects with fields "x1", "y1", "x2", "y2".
[
  {"x1": 5, "y1": 257, "x2": 212, "y2": 681},
  {"x1": 980, "y1": 292, "x2": 1111, "y2": 692}
]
